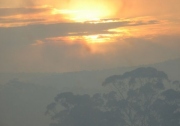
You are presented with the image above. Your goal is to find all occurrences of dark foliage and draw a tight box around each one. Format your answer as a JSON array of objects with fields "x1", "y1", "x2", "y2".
[{"x1": 46, "y1": 67, "x2": 180, "y2": 126}]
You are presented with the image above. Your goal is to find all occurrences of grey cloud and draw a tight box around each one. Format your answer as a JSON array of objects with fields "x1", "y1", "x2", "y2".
[
  {"x1": 0, "y1": 19, "x2": 159, "y2": 43},
  {"x1": 0, "y1": 18, "x2": 44, "y2": 23},
  {"x1": 0, "y1": 7, "x2": 50, "y2": 17},
  {"x1": 0, "y1": 19, "x2": 159, "y2": 60}
]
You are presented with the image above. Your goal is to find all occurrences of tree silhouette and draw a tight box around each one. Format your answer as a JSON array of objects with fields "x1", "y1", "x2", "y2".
[
  {"x1": 46, "y1": 92, "x2": 110, "y2": 126},
  {"x1": 46, "y1": 67, "x2": 180, "y2": 126},
  {"x1": 102, "y1": 67, "x2": 180, "y2": 126}
]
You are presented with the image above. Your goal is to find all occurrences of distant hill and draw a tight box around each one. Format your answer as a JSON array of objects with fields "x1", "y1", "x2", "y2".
[
  {"x1": 0, "y1": 58, "x2": 180, "y2": 91},
  {"x1": 150, "y1": 58, "x2": 180, "y2": 80}
]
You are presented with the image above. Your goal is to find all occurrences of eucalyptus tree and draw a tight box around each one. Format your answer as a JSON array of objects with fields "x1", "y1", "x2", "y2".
[
  {"x1": 102, "y1": 67, "x2": 180, "y2": 126},
  {"x1": 46, "y1": 67, "x2": 180, "y2": 126},
  {"x1": 46, "y1": 92, "x2": 109, "y2": 126}
]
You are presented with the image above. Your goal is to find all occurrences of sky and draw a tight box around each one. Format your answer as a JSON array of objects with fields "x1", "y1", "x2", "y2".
[{"x1": 0, "y1": 0, "x2": 180, "y2": 73}]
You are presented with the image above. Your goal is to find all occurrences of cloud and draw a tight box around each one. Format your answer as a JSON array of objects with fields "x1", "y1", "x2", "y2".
[
  {"x1": 0, "y1": 6, "x2": 54, "y2": 27},
  {"x1": 0, "y1": 17, "x2": 160, "y2": 64},
  {"x1": 0, "y1": 18, "x2": 159, "y2": 41},
  {"x1": 0, "y1": 18, "x2": 44, "y2": 24},
  {"x1": 0, "y1": 7, "x2": 50, "y2": 17},
  {"x1": 117, "y1": 0, "x2": 180, "y2": 18},
  {"x1": 1, "y1": 0, "x2": 180, "y2": 18}
]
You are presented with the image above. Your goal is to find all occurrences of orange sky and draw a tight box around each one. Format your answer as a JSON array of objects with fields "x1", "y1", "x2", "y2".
[{"x1": 0, "y1": 0, "x2": 180, "y2": 72}]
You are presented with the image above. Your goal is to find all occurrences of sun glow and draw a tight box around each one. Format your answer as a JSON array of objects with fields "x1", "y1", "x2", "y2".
[
  {"x1": 83, "y1": 34, "x2": 113, "y2": 43},
  {"x1": 52, "y1": 8, "x2": 112, "y2": 22},
  {"x1": 49, "y1": 0, "x2": 125, "y2": 44},
  {"x1": 52, "y1": 0, "x2": 118, "y2": 22},
  {"x1": 45, "y1": 33, "x2": 121, "y2": 45}
]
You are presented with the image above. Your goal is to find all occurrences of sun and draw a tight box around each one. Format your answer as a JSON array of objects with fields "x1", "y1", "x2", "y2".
[
  {"x1": 52, "y1": 0, "x2": 116, "y2": 22},
  {"x1": 52, "y1": 9, "x2": 102, "y2": 22},
  {"x1": 49, "y1": 0, "x2": 125, "y2": 44}
]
